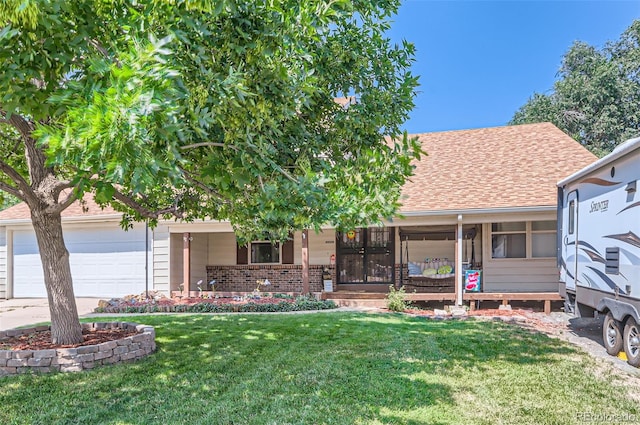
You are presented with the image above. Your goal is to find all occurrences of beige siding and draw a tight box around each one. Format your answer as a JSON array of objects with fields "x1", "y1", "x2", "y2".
[
  {"x1": 208, "y1": 233, "x2": 237, "y2": 265},
  {"x1": 0, "y1": 227, "x2": 6, "y2": 299},
  {"x1": 294, "y1": 230, "x2": 335, "y2": 265},
  {"x1": 152, "y1": 225, "x2": 170, "y2": 294},
  {"x1": 190, "y1": 233, "x2": 208, "y2": 289},
  {"x1": 403, "y1": 240, "x2": 455, "y2": 263},
  {"x1": 481, "y1": 259, "x2": 559, "y2": 292},
  {"x1": 170, "y1": 233, "x2": 183, "y2": 290}
]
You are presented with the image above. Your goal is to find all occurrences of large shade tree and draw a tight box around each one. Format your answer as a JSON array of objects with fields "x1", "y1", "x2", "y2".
[
  {"x1": 0, "y1": 0, "x2": 420, "y2": 344},
  {"x1": 511, "y1": 20, "x2": 640, "y2": 157}
]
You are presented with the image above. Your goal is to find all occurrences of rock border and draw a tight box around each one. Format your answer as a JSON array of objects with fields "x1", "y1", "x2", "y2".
[{"x1": 0, "y1": 322, "x2": 156, "y2": 376}]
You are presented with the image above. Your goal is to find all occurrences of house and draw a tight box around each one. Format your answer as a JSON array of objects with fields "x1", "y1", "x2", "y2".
[
  {"x1": 0, "y1": 197, "x2": 151, "y2": 299},
  {"x1": 0, "y1": 123, "x2": 597, "y2": 305}
]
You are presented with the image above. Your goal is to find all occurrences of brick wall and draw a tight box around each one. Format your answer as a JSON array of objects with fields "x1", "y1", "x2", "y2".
[{"x1": 206, "y1": 265, "x2": 335, "y2": 293}]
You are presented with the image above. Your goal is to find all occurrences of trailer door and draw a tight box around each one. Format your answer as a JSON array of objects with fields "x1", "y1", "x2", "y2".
[{"x1": 562, "y1": 190, "x2": 579, "y2": 292}]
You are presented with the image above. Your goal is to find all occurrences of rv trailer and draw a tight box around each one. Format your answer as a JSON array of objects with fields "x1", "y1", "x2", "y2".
[{"x1": 558, "y1": 136, "x2": 640, "y2": 366}]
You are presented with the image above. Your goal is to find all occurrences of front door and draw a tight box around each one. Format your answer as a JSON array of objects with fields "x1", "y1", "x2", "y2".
[{"x1": 336, "y1": 227, "x2": 395, "y2": 287}]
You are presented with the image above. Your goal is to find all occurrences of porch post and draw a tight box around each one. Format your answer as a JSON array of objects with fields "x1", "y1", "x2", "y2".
[
  {"x1": 302, "y1": 229, "x2": 310, "y2": 293},
  {"x1": 456, "y1": 216, "x2": 463, "y2": 306},
  {"x1": 183, "y1": 232, "x2": 191, "y2": 296}
]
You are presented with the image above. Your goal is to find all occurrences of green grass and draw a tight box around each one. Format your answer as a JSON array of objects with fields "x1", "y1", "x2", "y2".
[{"x1": 0, "y1": 312, "x2": 637, "y2": 424}]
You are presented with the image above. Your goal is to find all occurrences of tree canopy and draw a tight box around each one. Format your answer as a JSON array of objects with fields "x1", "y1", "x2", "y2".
[
  {"x1": 510, "y1": 20, "x2": 640, "y2": 157},
  {"x1": 1, "y1": 0, "x2": 420, "y2": 239},
  {"x1": 0, "y1": 0, "x2": 419, "y2": 343}
]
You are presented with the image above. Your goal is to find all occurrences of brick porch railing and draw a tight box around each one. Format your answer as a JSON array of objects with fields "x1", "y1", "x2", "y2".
[{"x1": 206, "y1": 265, "x2": 335, "y2": 293}]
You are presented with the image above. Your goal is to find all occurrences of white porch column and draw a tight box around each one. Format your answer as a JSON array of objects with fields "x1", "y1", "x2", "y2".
[{"x1": 456, "y1": 215, "x2": 463, "y2": 306}]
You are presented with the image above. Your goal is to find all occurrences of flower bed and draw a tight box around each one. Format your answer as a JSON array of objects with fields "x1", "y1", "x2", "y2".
[
  {"x1": 95, "y1": 294, "x2": 337, "y2": 314},
  {"x1": 0, "y1": 322, "x2": 155, "y2": 376}
]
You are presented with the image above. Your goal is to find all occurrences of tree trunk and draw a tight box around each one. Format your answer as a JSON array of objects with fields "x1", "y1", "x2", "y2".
[{"x1": 30, "y1": 207, "x2": 83, "y2": 345}]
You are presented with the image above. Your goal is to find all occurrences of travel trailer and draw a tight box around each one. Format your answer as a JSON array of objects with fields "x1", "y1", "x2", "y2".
[{"x1": 558, "y1": 136, "x2": 640, "y2": 366}]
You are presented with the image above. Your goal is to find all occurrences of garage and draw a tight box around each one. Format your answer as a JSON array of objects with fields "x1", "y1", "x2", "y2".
[{"x1": 12, "y1": 223, "x2": 149, "y2": 298}]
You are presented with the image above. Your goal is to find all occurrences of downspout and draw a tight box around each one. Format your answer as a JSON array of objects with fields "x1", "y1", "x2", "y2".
[
  {"x1": 456, "y1": 215, "x2": 463, "y2": 306},
  {"x1": 183, "y1": 232, "x2": 191, "y2": 297},
  {"x1": 145, "y1": 222, "x2": 149, "y2": 299}
]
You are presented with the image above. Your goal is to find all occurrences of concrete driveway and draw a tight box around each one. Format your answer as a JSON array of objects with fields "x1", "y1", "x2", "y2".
[{"x1": 0, "y1": 298, "x2": 100, "y2": 330}]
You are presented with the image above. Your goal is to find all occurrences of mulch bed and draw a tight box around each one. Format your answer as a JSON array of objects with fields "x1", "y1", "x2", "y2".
[{"x1": 0, "y1": 328, "x2": 138, "y2": 351}]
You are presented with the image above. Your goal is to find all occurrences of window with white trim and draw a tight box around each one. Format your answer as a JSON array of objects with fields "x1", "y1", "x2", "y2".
[
  {"x1": 491, "y1": 222, "x2": 526, "y2": 258},
  {"x1": 250, "y1": 242, "x2": 280, "y2": 264},
  {"x1": 491, "y1": 220, "x2": 557, "y2": 259},
  {"x1": 531, "y1": 220, "x2": 556, "y2": 257}
]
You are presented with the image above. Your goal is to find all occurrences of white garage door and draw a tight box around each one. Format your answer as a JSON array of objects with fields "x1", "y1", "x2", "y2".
[{"x1": 13, "y1": 224, "x2": 148, "y2": 298}]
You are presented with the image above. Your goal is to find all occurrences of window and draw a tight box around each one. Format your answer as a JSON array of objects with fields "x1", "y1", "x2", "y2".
[
  {"x1": 491, "y1": 222, "x2": 526, "y2": 258},
  {"x1": 491, "y1": 220, "x2": 557, "y2": 259},
  {"x1": 531, "y1": 220, "x2": 556, "y2": 258},
  {"x1": 250, "y1": 242, "x2": 280, "y2": 264},
  {"x1": 568, "y1": 200, "x2": 575, "y2": 235}
]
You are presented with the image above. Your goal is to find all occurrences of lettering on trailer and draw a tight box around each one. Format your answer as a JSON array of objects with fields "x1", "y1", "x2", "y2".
[{"x1": 589, "y1": 200, "x2": 609, "y2": 213}]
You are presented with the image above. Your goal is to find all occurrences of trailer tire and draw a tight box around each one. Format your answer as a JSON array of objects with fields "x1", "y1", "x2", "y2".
[
  {"x1": 624, "y1": 317, "x2": 640, "y2": 367},
  {"x1": 603, "y1": 312, "x2": 623, "y2": 355}
]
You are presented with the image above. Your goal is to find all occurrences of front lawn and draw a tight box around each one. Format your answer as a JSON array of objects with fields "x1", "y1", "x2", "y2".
[{"x1": 0, "y1": 312, "x2": 636, "y2": 424}]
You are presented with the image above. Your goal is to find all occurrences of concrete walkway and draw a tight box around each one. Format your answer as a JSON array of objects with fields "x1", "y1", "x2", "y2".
[{"x1": 0, "y1": 298, "x2": 100, "y2": 330}]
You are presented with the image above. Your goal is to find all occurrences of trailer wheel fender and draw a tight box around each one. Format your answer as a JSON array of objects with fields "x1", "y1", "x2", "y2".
[{"x1": 597, "y1": 298, "x2": 640, "y2": 323}]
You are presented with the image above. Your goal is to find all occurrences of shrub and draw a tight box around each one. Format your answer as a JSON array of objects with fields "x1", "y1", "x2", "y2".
[
  {"x1": 386, "y1": 285, "x2": 410, "y2": 312},
  {"x1": 93, "y1": 299, "x2": 338, "y2": 314}
]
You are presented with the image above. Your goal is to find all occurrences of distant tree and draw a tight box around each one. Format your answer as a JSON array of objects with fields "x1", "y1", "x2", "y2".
[
  {"x1": 511, "y1": 20, "x2": 640, "y2": 157},
  {"x1": 0, "y1": 0, "x2": 420, "y2": 344}
]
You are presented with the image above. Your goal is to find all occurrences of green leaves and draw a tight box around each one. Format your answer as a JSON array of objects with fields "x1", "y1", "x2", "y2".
[{"x1": 1, "y1": 0, "x2": 419, "y2": 241}]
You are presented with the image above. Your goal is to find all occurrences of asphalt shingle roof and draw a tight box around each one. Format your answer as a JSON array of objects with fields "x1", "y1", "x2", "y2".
[
  {"x1": 399, "y1": 122, "x2": 597, "y2": 212},
  {"x1": 0, "y1": 193, "x2": 118, "y2": 221},
  {"x1": 0, "y1": 122, "x2": 597, "y2": 221}
]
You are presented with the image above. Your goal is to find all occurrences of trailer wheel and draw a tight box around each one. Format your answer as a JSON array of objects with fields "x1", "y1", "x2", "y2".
[
  {"x1": 603, "y1": 312, "x2": 623, "y2": 355},
  {"x1": 624, "y1": 317, "x2": 640, "y2": 367}
]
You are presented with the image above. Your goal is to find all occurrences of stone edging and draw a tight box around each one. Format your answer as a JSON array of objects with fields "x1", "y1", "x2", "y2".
[{"x1": 0, "y1": 322, "x2": 156, "y2": 376}]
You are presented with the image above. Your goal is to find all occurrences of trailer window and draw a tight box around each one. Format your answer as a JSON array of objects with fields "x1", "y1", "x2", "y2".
[{"x1": 568, "y1": 200, "x2": 575, "y2": 235}]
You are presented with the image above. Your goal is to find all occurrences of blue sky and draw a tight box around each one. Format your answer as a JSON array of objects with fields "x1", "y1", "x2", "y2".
[{"x1": 386, "y1": 0, "x2": 640, "y2": 134}]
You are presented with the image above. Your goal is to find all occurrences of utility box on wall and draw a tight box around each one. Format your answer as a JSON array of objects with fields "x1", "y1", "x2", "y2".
[{"x1": 322, "y1": 268, "x2": 333, "y2": 292}]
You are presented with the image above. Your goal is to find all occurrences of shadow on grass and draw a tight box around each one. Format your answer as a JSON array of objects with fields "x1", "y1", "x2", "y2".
[{"x1": 0, "y1": 312, "x2": 591, "y2": 425}]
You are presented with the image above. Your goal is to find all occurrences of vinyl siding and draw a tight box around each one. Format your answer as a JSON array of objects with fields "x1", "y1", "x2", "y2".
[
  {"x1": 481, "y1": 258, "x2": 559, "y2": 292},
  {"x1": 152, "y1": 225, "x2": 170, "y2": 294}
]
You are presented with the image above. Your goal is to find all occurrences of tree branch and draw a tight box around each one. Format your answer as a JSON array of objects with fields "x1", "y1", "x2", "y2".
[
  {"x1": 47, "y1": 189, "x2": 78, "y2": 215},
  {"x1": 180, "y1": 142, "x2": 238, "y2": 151},
  {"x1": 180, "y1": 168, "x2": 230, "y2": 204},
  {"x1": 86, "y1": 38, "x2": 121, "y2": 67},
  {"x1": 0, "y1": 181, "x2": 25, "y2": 200},
  {"x1": 0, "y1": 158, "x2": 32, "y2": 196},
  {"x1": 112, "y1": 189, "x2": 184, "y2": 219},
  {"x1": 0, "y1": 108, "x2": 51, "y2": 188}
]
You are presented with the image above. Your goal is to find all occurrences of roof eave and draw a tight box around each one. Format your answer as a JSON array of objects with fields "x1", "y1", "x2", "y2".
[
  {"x1": 398, "y1": 205, "x2": 556, "y2": 217},
  {"x1": 0, "y1": 214, "x2": 124, "y2": 226}
]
